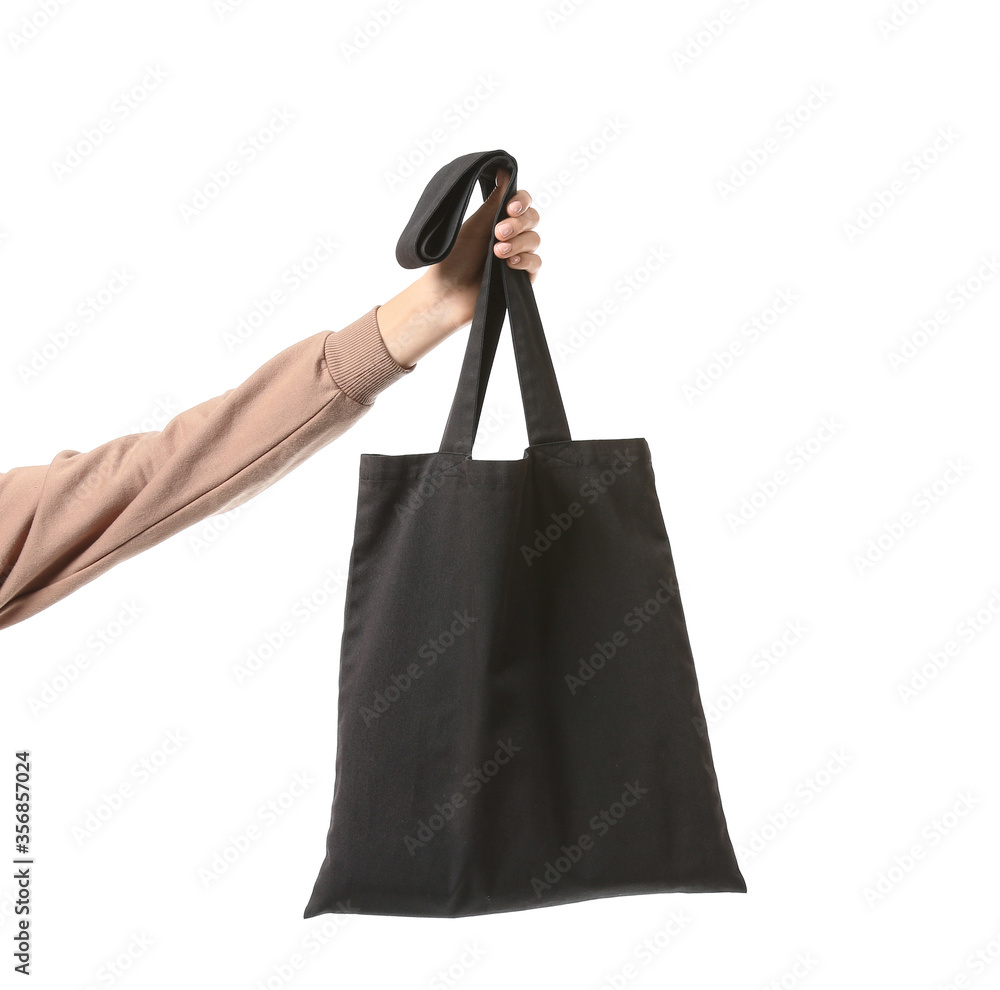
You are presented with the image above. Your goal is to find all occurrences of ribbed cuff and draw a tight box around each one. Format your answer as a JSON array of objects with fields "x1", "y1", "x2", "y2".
[{"x1": 323, "y1": 305, "x2": 416, "y2": 405}]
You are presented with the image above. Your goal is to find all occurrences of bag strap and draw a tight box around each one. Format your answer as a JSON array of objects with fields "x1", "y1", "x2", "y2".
[{"x1": 395, "y1": 149, "x2": 571, "y2": 455}]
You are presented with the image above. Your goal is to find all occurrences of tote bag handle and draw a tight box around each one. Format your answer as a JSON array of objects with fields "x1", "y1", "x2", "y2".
[{"x1": 395, "y1": 149, "x2": 572, "y2": 456}]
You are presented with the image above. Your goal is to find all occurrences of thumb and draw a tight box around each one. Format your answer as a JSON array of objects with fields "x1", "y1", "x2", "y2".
[
  {"x1": 464, "y1": 166, "x2": 512, "y2": 231},
  {"x1": 479, "y1": 166, "x2": 511, "y2": 210},
  {"x1": 493, "y1": 166, "x2": 512, "y2": 198}
]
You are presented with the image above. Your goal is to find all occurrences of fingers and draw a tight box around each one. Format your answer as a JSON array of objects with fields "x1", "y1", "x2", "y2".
[
  {"x1": 494, "y1": 228, "x2": 539, "y2": 260},
  {"x1": 505, "y1": 250, "x2": 541, "y2": 283},
  {"x1": 490, "y1": 178, "x2": 541, "y2": 282},
  {"x1": 503, "y1": 184, "x2": 532, "y2": 220},
  {"x1": 494, "y1": 205, "x2": 539, "y2": 241},
  {"x1": 494, "y1": 189, "x2": 537, "y2": 241},
  {"x1": 494, "y1": 186, "x2": 540, "y2": 281}
]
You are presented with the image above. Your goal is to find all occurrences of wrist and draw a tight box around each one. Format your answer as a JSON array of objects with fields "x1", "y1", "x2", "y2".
[{"x1": 375, "y1": 272, "x2": 468, "y2": 367}]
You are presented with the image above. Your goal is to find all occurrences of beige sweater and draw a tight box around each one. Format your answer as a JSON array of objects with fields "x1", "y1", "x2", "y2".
[{"x1": 0, "y1": 305, "x2": 414, "y2": 630}]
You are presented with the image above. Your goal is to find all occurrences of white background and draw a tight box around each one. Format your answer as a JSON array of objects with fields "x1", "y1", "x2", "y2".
[{"x1": 2, "y1": 0, "x2": 999, "y2": 987}]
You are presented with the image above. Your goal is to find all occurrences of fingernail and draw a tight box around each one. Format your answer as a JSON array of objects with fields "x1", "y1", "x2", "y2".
[
  {"x1": 497, "y1": 223, "x2": 512, "y2": 237},
  {"x1": 509, "y1": 256, "x2": 520, "y2": 264},
  {"x1": 498, "y1": 243, "x2": 511, "y2": 255},
  {"x1": 509, "y1": 202, "x2": 522, "y2": 214}
]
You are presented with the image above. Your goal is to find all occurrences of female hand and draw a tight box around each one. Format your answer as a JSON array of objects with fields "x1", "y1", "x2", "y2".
[
  {"x1": 375, "y1": 167, "x2": 542, "y2": 368},
  {"x1": 426, "y1": 166, "x2": 542, "y2": 326}
]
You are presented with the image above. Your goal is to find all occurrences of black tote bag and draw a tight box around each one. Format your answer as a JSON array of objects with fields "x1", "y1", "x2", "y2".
[{"x1": 304, "y1": 150, "x2": 746, "y2": 919}]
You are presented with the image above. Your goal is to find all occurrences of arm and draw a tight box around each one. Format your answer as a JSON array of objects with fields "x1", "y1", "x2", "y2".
[
  {"x1": 0, "y1": 171, "x2": 540, "y2": 631},
  {"x1": 0, "y1": 307, "x2": 409, "y2": 630}
]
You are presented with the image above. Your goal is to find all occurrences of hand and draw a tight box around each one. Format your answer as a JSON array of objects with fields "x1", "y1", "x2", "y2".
[
  {"x1": 375, "y1": 168, "x2": 542, "y2": 368},
  {"x1": 425, "y1": 166, "x2": 542, "y2": 327}
]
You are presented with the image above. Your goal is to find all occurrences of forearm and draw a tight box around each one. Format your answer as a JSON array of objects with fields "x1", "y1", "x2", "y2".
[
  {"x1": 374, "y1": 271, "x2": 472, "y2": 367},
  {"x1": 0, "y1": 307, "x2": 412, "y2": 630}
]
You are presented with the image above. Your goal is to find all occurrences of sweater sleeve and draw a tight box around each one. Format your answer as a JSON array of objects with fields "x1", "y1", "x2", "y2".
[{"x1": 0, "y1": 305, "x2": 413, "y2": 631}]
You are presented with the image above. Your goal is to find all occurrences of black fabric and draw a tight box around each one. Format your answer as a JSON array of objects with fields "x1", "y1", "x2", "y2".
[{"x1": 304, "y1": 150, "x2": 746, "y2": 919}]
